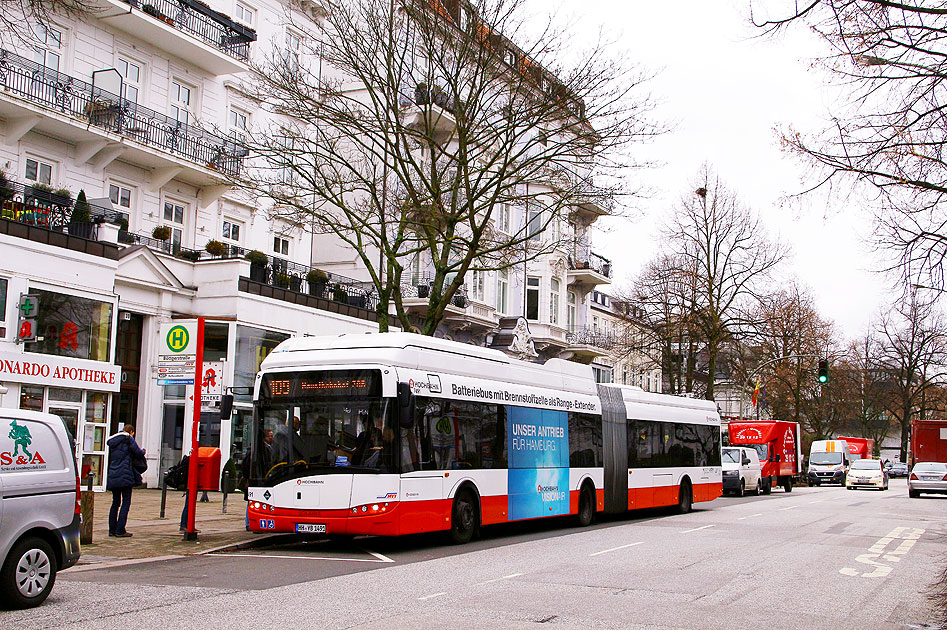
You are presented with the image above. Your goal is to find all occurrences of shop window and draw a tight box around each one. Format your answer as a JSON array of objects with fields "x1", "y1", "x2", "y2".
[
  {"x1": 203, "y1": 322, "x2": 229, "y2": 362},
  {"x1": 19, "y1": 385, "x2": 44, "y2": 411},
  {"x1": 25, "y1": 289, "x2": 113, "y2": 362}
]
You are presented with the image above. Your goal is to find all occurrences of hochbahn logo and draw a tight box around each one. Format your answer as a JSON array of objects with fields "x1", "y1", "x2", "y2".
[
  {"x1": 1, "y1": 420, "x2": 47, "y2": 470},
  {"x1": 538, "y1": 483, "x2": 565, "y2": 502}
]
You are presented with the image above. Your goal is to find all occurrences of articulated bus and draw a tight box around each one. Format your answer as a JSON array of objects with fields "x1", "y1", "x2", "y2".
[{"x1": 246, "y1": 333, "x2": 722, "y2": 542}]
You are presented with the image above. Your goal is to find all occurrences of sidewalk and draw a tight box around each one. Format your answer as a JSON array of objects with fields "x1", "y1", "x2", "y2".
[{"x1": 74, "y1": 488, "x2": 265, "y2": 567}]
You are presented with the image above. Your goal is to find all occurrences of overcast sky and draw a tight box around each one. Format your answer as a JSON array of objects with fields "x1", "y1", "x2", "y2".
[{"x1": 544, "y1": 0, "x2": 890, "y2": 338}]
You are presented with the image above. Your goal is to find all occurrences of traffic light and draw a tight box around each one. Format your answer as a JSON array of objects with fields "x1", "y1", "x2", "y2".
[{"x1": 818, "y1": 359, "x2": 829, "y2": 384}]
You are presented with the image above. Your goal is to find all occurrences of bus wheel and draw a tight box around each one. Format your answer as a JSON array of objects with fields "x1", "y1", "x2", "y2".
[
  {"x1": 576, "y1": 486, "x2": 595, "y2": 527},
  {"x1": 783, "y1": 478, "x2": 793, "y2": 493},
  {"x1": 762, "y1": 478, "x2": 772, "y2": 495},
  {"x1": 676, "y1": 479, "x2": 693, "y2": 514},
  {"x1": 449, "y1": 489, "x2": 478, "y2": 545}
]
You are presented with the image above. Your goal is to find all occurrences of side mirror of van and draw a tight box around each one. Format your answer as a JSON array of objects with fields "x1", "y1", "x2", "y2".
[{"x1": 742, "y1": 457, "x2": 751, "y2": 466}]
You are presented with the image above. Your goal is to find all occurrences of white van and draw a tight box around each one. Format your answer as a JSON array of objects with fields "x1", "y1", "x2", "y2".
[
  {"x1": 0, "y1": 409, "x2": 81, "y2": 608},
  {"x1": 807, "y1": 439, "x2": 851, "y2": 486},
  {"x1": 722, "y1": 446, "x2": 763, "y2": 496}
]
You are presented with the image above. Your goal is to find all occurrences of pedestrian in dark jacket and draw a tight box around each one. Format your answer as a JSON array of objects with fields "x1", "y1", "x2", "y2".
[{"x1": 106, "y1": 424, "x2": 145, "y2": 537}]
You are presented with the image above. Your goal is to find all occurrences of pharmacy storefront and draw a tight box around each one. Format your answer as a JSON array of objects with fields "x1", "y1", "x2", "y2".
[{"x1": 1, "y1": 287, "x2": 120, "y2": 490}]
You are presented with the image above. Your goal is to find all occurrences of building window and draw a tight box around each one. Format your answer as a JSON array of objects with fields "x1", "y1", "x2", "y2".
[
  {"x1": 234, "y1": 1, "x2": 255, "y2": 26},
  {"x1": 549, "y1": 278, "x2": 560, "y2": 325},
  {"x1": 25, "y1": 289, "x2": 113, "y2": 362},
  {"x1": 497, "y1": 269, "x2": 509, "y2": 314},
  {"x1": 109, "y1": 183, "x2": 132, "y2": 210},
  {"x1": 32, "y1": 23, "x2": 62, "y2": 72},
  {"x1": 567, "y1": 290, "x2": 577, "y2": 330},
  {"x1": 117, "y1": 57, "x2": 141, "y2": 103},
  {"x1": 229, "y1": 108, "x2": 248, "y2": 141},
  {"x1": 163, "y1": 200, "x2": 186, "y2": 250},
  {"x1": 525, "y1": 276, "x2": 540, "y2": 321},
  {"x1": 470, "y1": 270, "x2": 485, "y2": 302},
  {"x1": 591, "y1": 365, "x2": 612, "y2": 384},
  {"x1": 273, "y1": 236, "x2": 289, "y2": 256},
  {"x1": 284, "y1": 29, "x2": 302, "y2": 72},
  {"x1": 496, "y1": 202, "x2": 510, "y2": 234},
  {"x1": 222, "y1": 219, "x2": 241, "y2": 242},
  {"x1": 527, "y1": 205, "x2": 542, "y2": 242},
  {"x1": 170, "y1": 80, "x2": 194, "y2": 126},
  {"x1": 24, "y1": 158, "x2": 53, "y2": 185}
]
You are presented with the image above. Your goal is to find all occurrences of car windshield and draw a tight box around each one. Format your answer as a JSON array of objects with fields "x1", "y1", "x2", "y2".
[
  {"x1": 913, "y1": 462, "x2": 947, "y2": 473},
  {"x1": 810, "y1": 452, "x2": 842, "y2": 465},
  {"x1": 722, "y1": 448, "x2": 741, "y2": 464},
  {"x1": 851, "y1": 459, "x2": 879, "y2": 470}
]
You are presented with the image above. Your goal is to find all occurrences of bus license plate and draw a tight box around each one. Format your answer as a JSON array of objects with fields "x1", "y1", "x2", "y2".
[{"x1": 296, "y1": 523, "x2": 327, "y2": 534}]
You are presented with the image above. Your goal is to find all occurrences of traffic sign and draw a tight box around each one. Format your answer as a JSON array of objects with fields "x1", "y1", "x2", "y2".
[{"x1": 156, "y1": 321, "x2": 198, "y2": 385}]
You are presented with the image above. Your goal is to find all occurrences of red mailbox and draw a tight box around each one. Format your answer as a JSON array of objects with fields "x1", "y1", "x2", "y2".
[{"x1": 195, "y1": 447, "x2": 221, "y2": 491}]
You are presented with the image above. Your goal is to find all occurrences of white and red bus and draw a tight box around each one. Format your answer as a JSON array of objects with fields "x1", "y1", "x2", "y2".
[{"x1": 246, "y1": 333, "x2": 721, "y2": 542}]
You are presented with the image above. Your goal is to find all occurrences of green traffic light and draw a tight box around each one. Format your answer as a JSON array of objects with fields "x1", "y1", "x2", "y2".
[
  {"x1": 818, "y1": 375, "x2": 827, "y2": 383},
  {"x1": 818, "y1": 359, "x2": 829, "y2": 383}
]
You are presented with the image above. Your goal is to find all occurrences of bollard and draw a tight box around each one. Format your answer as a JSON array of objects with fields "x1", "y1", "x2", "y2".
[
  {"x1": 222, "y1": 471, "x2": 229, "y2": 514},
  {"x1": 79, "y1": 474, "x2": 94, "y2": 545},
  {"x1": 159, "y1": 480, "x2": 168, "y2": 519}
]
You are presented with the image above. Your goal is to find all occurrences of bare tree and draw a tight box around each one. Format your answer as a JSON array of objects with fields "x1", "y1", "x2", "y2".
[
  {"x1": 1, "y1": 1, "x2": 99, "y2": 45},
  {"x1": 236, "y1": 0, "x2": 660, "y2": 334},
  {"x1": 751, "y1": 1, "x2": 947, "y2": 291},
  {"x1": 876, "y1": 292, "x2": 947, "y2": 462},
  {"x1": 839, "y1": 333, "x2": 896, "y2": 452},
  {"x1": 659, "y1": 164, "x2": 788, "y2": 400}
]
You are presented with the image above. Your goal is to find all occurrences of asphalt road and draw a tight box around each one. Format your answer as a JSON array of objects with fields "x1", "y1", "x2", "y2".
[{"x1": 3, "y1": 478, "x2": 945, "y2": 629}]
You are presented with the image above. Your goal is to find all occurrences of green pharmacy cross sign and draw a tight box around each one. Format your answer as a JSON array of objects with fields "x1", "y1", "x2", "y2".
[{"x1": 16, "y1": 293, "x2": 39, "y2": 343}]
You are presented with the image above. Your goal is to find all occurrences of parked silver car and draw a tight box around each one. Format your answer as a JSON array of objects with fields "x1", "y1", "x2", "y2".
[
  {"x1": 0, "y1": 409, "x2": 81, "y2": 608},
  {"x1": 908, "y1": 462, "x2": 947, "y2": 498}
]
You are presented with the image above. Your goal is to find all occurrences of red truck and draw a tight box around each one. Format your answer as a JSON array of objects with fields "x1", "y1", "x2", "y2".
[
  {"x1": 838, "y1": 436, "x2": 875, "y2": 461},
  {"x1": 911, "y1": 419, "x2": 947, "y2": 464},
  {"x1": 727, "y1": 421, "x2": 802, "y2": 493}
]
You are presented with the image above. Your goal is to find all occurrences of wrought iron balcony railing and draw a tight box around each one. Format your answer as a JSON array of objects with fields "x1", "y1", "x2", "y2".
[
  {"x1": 401, "y1": 273, "x2": 468, "y2": 307},
  {"x1": 0, "y1": 50, "x2": 247, "y2": 177},
  {"x1": 121, "y1": 0, "x2": 256, "y2": 61},
  {"x1": 569, "y1": 249, "x2": 612, "y2": 279},
  {"x1": 566, "y1": 327, "x2": 615, "y2": 350},
  {"x1": 0, "y1": 176, "x2": 119, "y2": 238}
]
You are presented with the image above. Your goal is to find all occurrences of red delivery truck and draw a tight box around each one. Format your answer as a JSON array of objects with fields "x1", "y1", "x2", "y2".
[
  {"x1": 911, "y1": 419, "x2": 947, "y2": 464},
  {"x1": 838, "y1": 436, "x2": 875, "y2": 460},
  {"x1": 728, "y1": 421, "x2": 802, "y2": 493}
]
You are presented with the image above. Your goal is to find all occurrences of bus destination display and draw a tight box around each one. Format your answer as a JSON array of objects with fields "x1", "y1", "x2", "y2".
[{"x1": 261, "y1": 370, "x2": 381, "y2": 400}]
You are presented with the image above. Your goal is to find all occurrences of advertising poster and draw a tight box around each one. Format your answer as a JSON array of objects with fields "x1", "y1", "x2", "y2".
[{"x1": 507, "y1": 407, "x2": 569, "y2": 520}]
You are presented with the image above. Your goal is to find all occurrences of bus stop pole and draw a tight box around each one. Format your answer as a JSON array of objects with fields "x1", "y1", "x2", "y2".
[{"x1": 183, "y1": 317, "x2": 204, "y2": 541}]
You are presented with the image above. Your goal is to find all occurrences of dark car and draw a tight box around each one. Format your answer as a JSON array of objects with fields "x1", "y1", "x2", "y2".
[{"x1": 886, "y1": 462, "x2": 909, "y2": 478}]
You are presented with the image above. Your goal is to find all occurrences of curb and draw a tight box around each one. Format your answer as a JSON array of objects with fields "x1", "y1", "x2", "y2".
[{"x1": 197, "y1": 532, "x2": 304, "y2": 555}]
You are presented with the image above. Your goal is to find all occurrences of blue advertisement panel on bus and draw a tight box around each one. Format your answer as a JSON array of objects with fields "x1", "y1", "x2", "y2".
[{"x1": 507, "y1": 407, "x2": 570, "y2": 520}]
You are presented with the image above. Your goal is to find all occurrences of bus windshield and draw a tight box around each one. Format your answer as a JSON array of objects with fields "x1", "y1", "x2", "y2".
[
  {"x1": 810, "y1": 452, "x2": 843, "y2": 466},
  {"x1": 248, "y1": 370, "x2": 396, "y2": 485}
]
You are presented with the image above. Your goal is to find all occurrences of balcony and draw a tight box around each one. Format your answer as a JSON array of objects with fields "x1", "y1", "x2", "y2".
[
  {"x1": 87, "y1": 0, "x2": 256, "y2": 75},
  {"x1": 567, "y1": 251, "x2": 611, "y2": 286},
  {"x1": 563, "y1": 326, "x2": 614, "y2": 362},
  {"x1": 401, "y1": 86, "x2": 458, "y2": 144},
  {"x1": 0, "y1": 50, "x2": 246, "y2": 186}
]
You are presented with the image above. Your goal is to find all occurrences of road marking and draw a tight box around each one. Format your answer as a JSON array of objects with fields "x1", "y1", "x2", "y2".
[
  {"x1": 737, "y1": 513, "x2": 763, "y2": 521},
  {"x1": 807, "y1": 500, "x2": 823, "y2": 504},
  {"x1": 778, "y1": 506, "x2": 797, "y2": 511},
  {"x1": 681, "y1": 524, "x2": 715, "y2": 533},
  {"x1": 840, "y1": 527, "x2": 925, "y2": 578},
  {"x1": 363, "y1": 549, "x2": 395, "y2": 563},
  {"x1": 589, "y1": 542, "x2": 643, "y2": 557},
  {"x1": 478, "y1": 573, "x2": 523, "y2": 585},
  {"x1": 223, "y1": 553, "x2": 391, "y2": 563},
  {"x1": 418, "y1": 592, "x2": 447, "y2": 601}
]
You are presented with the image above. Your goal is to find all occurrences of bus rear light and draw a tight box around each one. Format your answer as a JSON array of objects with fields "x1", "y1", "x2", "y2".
[{"x1": 350, "y1": 502, "x2": 390, "y2": 516}]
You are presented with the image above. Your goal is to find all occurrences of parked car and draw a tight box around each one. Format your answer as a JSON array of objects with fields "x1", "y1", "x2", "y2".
[
  {"x1": 908, "y1": 462, "x2": 947, "y2": 498},
  {"x1": 846, "y1": 458, "x2": 888, "y2": 490},
  {"x1": 0, "y1": 409, "x2": 81, "y2": 609},
  {"x1": 722, "y1": 446, "x2": 763, "y2": 496},
  {"x1": 886, "y1": 462, "x2": 909, "y2": 478}
]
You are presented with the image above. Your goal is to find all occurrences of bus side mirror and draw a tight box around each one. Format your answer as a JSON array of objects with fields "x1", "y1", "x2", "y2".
[
  {"x1": 397, "y1": 383, "x2": 416, "y2": 428},
  {"x1": 774, "y1": 454, "x2": 781, "y2": 463},
  {"x1": 219, "y1": 394, "x2": 234, "y2": 421}
]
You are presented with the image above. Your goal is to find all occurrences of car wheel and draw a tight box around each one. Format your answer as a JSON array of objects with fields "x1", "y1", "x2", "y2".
[
  {"x1": 783, "y1": 478, "x2": 793, "y2": 493},
  {"x1": 576, "y1": 485, "x2": 595, "y2": 527},
  {"x1": 762, "y1": 478, "x2": 772, "y2": 495},
  {"x1": 449, "y1": 489, "x2": 478, "y2": 544},
  {"x1": 847, "y1": 485, "x2": 855, "y2": 490},
  {"x1": 737, "y1": 479, "x2": 745, "y2": 498},
  {"x1": 676, "y1": 479, "x2": 693, "y2": 514},
  {"x1": 754, "y1": 479, "x2": 762, "y2": 495},
  {"x1": 909, "y1": 489, "x2": 920, "y2": 498},
  {"x1": 0, "y1": 536, "x2": 57, "y2": 609}
]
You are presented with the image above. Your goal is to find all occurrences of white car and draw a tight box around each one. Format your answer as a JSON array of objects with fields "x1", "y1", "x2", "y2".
[
  {"x1": 908, "y1": 462, "x2": 947, "y2": 498},
  {"x1": 0, "y1": 409, "x2": 81, "y2": 608},
  {"x1": 722, "y1": 447, "x2": 763, "y2": 496},
  {"x1": 845, "y1": 458, "x2": 888, "y2": 490}
]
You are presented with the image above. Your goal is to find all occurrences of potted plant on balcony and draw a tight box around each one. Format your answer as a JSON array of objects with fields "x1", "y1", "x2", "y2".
[
  {"x1": 142, "y1": 4, "x2": 161, "y2": 17},
  {"x1": 332, "y1": 285, "x2": 348, "y2": 304},
  {"x1": 245, "y1": 249, "x2": 269, "y2": 283},
  {"x1": 205, "y1": 239, "x2": 228, "y2": 257},
  {"x1": 0, "y1": 171, "x2": 15, "y2": 207},
  {"x1": 68, "y1": 190, "x2": 93, "y2": 238},
  {"x1": 417, "y1": 283, "x2": 430, "y2": 299},
  {"x1": 152, "y1": 225, "x2": 172, "y2": 241},
  {"x1": 452, "y1": 294, "x2": 468, "y2": 308},
  {"x1": 414, "y1": 82, "x2": 430, "y2": 106},
  {"x1": 289, "y1": 274, "x2": 302, "y2": 292},
  {"x1": 177, "y1": 249, "x2": 201, "y2": 262},
  {"x1": 306, "y1": 268, "x2": 328, "y2": 298},
  {"x1": 275, "y1": 272, "x2": 291, "y2": 288}
]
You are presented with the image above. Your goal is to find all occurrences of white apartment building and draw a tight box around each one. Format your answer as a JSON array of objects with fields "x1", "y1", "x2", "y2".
[
  {"x1": 0, "y1": 0, "x2": 384, "y2": 489},
  {"x1": 587, "y1": 290, "x2": 662, "y2": 392}
]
